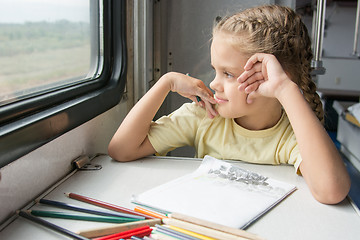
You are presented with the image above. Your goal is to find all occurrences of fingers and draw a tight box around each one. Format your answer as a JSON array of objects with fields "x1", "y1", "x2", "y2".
[
  {"x1": 246, "y1": 91, "x2": 256, "y2": 104},
  {"x1": 184, "y1": 74, "x2": 218, "y2": 118},
  {"x1": 238, "y1": 72, "x2": 264, "y2": 93},
  {"x1": 238, "y1": 62, "x2": 262, "y2": 82},
  {"x1": 238, "y1": 54, "x2": 268, "y2": 100},
  {"x1": 243, "y1": 53, "x2": 267, "y2": 71},
  {"x1": 205, "y1": 102, "x2": 218, "y2": 118},
  {"x1": 192, "y1": 81, "x2": 217, "y2": 107},
  {"x1": 193, "y1": 93, "x2": 218, "y2": 119},
  {"x1": 190, "y1": 95, "x2": 218, "y2": 119},
  {"x1": 243, "y1": 80, "x2": 264, "y2": 94}
]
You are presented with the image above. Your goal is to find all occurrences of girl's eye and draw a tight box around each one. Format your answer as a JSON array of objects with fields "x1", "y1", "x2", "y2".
[{"x1": 224, "y1": 72, "x2": 234, "y2": 78}]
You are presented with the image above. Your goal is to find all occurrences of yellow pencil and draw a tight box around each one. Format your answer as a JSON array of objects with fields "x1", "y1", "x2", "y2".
[
  {"x1": 169, "y1": 212, "x2": 263, "y2": 240},
  {"x1": 166, "y1": 225, "x2": 216, "y2": 240},
  {"x1": 163, "y1": 218, "x2": 253, "y2": 240}
]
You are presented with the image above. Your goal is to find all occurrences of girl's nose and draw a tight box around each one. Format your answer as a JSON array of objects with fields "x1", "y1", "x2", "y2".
[{"x1": 210, "y1": 75, "x2": 221, "y2": 92}]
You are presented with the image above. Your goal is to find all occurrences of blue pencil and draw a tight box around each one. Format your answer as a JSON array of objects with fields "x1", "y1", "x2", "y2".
[
  {"x1": 131, "y1": 236, "x2": 144, "y2": 240},
  {"x1": 18, "y1": 210, "x2": 89, "y2": 240},
  {"x1": 38, "y1": 198, "x2": 145, "y2": 220}
]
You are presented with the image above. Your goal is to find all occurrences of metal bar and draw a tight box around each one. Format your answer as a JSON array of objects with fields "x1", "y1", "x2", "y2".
[
  {"x1": 133, "y1": 0, "x2": 153, "y2": 102},
  {"x1": 352, "y1": 0, "x2": 360, "y2": 56},
  {"x1": 311, "y1": 0, "x2": 327, "y2": 75},
  {"x1": 314, "y1": 0, "x2": 326, "y2": 62}
]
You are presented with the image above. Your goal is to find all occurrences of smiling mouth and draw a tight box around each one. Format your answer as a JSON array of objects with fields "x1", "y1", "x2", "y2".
[{"x1": 214, "y1": 94, "x2": 228, "y2": 104}]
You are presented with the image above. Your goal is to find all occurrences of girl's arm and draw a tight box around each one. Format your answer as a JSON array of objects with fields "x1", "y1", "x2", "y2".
[
  {"x1": 108, "y1": 72, "x2": 217, "y2": 162},
  {"x1": 279, "y1": 82, "x2": 350, "y2": 204},
  {"x1": 238, "y1": 53, "x2": 351, "y2": 204}
]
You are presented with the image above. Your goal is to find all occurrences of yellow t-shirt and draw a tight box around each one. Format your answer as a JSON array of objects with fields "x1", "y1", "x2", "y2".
[{"x1": 148, "y1": 102, "x2": 302, "y2": 173}]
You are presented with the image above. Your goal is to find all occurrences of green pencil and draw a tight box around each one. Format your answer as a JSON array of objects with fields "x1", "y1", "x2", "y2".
[{"x1": 28, "y1": 210, "x2": 142, "y2": 223}]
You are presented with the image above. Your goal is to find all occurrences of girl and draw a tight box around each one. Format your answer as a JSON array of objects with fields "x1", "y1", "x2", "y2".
[{"x1": 108, "y1": 5, "x2": 350, "y2": 204}]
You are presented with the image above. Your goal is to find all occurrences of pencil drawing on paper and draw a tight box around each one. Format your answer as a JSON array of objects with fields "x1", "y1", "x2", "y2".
[
  {"x1": 197, "y1": 157, "x2": 289, "y2": 198},
  {"x1": 208, "y1": 164, "x2": 268, "y2": 185}
]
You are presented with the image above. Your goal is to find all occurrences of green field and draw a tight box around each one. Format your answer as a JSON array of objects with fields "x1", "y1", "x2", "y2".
[{"x1": 0, "y1": 20, "x2": 92, "y2": 103}]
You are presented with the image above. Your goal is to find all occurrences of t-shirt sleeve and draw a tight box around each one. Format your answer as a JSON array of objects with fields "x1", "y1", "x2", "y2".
[
  {"x1": 147, "y1": 102, "x2": 206, "y2": 155},
  {"x1": 289, "y1": 145, "x2": 303, "y2": 175},
  {"x1": 286, "y1": 134, "x2": 303, "y2": 175}
]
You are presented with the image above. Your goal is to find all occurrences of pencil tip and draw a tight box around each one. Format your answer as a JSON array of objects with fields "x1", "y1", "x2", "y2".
[{"x1": 64, "y1": 192, "x2": 70, "y2": 197}]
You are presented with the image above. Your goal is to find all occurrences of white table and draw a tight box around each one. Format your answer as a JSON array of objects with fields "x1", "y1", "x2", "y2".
[{"x1": 0, "y1": 155, "x2": 359, "y2": 240}]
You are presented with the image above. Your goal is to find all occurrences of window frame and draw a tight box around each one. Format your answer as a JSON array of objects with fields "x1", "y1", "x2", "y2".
[{"x1": 0, "y1": 0, "x2": 127, "y2": 168}]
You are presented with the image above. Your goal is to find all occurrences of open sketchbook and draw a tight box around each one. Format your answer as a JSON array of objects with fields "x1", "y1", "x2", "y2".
[{"x1": 132, "y1": 155, "x2": 296, "y2": 229}]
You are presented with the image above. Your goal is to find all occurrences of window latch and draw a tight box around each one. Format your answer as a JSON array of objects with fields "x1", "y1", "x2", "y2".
[{"x1": 72, "y1": 155, "x2": 102, "y2": 171}]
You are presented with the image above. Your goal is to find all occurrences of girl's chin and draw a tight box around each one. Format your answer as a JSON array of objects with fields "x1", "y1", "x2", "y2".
[{"x1": 216, "y1": 108, "x2": 233, "y2": 119}]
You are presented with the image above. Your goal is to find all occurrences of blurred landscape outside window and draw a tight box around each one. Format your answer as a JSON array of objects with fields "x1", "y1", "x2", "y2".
[{"x1": 0, "y1": 0, "x2": 101, "y2": 107}]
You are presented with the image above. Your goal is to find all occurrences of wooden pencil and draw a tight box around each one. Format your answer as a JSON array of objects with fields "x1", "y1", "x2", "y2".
[
  {"x1": 163, "y1": 218, "x2": 248, "y2": 240},
  {"x1": 77, "y1": 218, "x2": 162, "y2": 238},
  {"x1": 18, "y1": 210, "x2": 89, "y2": 240},
  {"x1": 155, "y1": 224, "x2": 198, "y2": 240},
  {"x1": 65, "y1": 193, "x2": 154, "y2": 219},
  {"x1": 166, "y1": 225, "x2": 216, "y2": 240},
  {"x1": 28, "y1": 210, "x2": 141, "y2": 223},
  {"x1": 134, "y1": 206, "x2": 168, "y2": 219},
  {"x1": 169, "y1": 212, "x2": 263, "y2": 240},
  {"x1": 93, "y1": 225, "x2": 151, "y2": 240},
  {"x1": 38, "y1": 198, "x2": 144, "y2": 219},
  {"x1": 150, "y1": 230, "x2": 178, "y2": 240}
]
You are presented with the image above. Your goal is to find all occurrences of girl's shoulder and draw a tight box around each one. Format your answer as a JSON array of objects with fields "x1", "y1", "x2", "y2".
[{"x1": 175, "y1": 102, "x2": 208, "y2": 118}]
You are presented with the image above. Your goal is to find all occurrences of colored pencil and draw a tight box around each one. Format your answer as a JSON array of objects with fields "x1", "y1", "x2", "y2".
[
  {"x1": 38, "y1": 198, "x2": 145, "y2": 220},
  {"x1": 131, "y1": 236, "x2": 144, "y2": 240},
  {"x1": 18, "y1": 210, "x2": 89, "y2": 240},
  {"x1": 163, "y1": 218, "x2": 247, "y2": 240},
  {"x1": 134, "y1": 206, "x2": 168, "y2": 219},
  {"x1": 151, "y1": 230, "x2": 180, "y2": 240},
  {"x1": 155, "y1": 224, "x2": 198, "y2": 240},
  {"x1": 93, "y1": 226, "x2": 149, "y2": 240},
  {"x1": 151, "y1": 230, "x2": 179, "y2": 240},
  {"x1": 77, "y1": 218, "x2": 162, "y2": 238},
  {"x1": 167, "y1": 225, "x2": 215, "y2": 240},
  {"x1": 169, "y1": 212, "x2": 263, "y2": 240},
  {"x1": 93, "y1": 225, "x2": 152, "y2": 240},
  {"x1": 66, "y1": 193, "x2": 155, "y2": 219},
  {"x1": 28, "y1": 210, "x2": 141, "y2": 223},
  {"x1": 143, "y1": 236, "x2": 156, "y2": 240}
]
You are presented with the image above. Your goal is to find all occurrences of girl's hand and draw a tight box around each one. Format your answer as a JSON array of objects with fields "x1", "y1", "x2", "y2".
[
  {"x1": 166, "y1": 72, "x2": 218, "y2": 118},
  {"x1": 237, "y1": 53, "x2": 293, "y2": 103}
]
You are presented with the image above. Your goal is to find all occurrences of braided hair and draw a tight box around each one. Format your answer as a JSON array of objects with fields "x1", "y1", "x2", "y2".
[{"x1": 213, "y1": 5, "x2": 324, "y2": 124}]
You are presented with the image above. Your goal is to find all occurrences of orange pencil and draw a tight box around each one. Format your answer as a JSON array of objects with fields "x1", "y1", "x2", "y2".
[{"x1": 134, "y1": 206, "x2": 167, "y2": 219}]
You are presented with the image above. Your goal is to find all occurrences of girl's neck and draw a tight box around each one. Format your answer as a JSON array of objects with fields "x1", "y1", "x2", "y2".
[{"x1": 234, "y1": 106, "x2": 283, "y2": 131}]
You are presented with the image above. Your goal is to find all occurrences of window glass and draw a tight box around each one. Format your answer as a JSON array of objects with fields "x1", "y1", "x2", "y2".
[{"x1": 0, "y1": 0, "x2": 102, "y2": 106}]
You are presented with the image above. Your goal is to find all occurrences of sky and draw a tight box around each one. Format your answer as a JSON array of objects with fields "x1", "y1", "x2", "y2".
[{"x1": 0, "y1": 0, "x2": 90, "y2": 23}]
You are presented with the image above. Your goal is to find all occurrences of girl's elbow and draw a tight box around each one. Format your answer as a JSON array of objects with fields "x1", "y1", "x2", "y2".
[
  {"x1": 108, "y1": 141, "x2": 128, "y2": 162},
  {"x1": 314, "y1": 180, "x2": 351, "y2": 205}
]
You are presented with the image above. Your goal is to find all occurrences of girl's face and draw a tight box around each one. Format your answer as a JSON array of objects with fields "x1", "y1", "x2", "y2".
[{"x1": 210, "y1": 33, "x2": 281, "y2": 130}]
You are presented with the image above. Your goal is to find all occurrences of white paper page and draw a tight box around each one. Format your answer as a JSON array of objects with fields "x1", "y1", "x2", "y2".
[{"x1": 133, "y1": 156, "x2": 296, "y2": 229}]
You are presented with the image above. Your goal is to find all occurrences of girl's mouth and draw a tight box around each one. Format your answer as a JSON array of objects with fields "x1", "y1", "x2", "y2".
[{"x1": 214, "y1": 94, "x2": 228, "y2": 104}]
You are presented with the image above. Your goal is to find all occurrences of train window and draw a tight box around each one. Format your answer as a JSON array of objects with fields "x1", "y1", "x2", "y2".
[
  {"x1": 0, "y1": 0, "x2": 127, "y2": 168},
  {"x1": 0, "y1": 0, "x2": 102, "y2": 106}
]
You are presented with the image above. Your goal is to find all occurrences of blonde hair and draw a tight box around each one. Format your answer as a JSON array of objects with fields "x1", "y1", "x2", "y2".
[{"x1": 213, "y1": 5, "x2": 324, "y2": 124}]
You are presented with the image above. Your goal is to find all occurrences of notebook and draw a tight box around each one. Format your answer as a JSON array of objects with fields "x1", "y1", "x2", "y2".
[{"x1": 132, "y1": 155, "x2": 296, "y2": 229}]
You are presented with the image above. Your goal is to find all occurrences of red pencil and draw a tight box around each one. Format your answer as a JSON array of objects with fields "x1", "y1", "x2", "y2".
[
  {"x1": 93, "y1": 225, "x2": 152, "y2": 240},
  {"x1": 65, "y1": 193, "x2": 155, "y2": 219}
]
